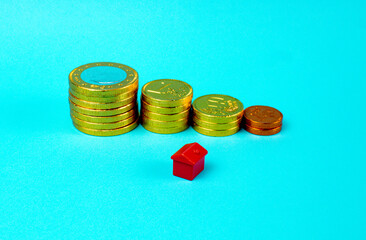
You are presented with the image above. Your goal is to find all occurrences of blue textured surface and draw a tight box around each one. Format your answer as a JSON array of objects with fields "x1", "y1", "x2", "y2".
[
  {"x1": 81, "y1": 66, "x2": 127, "y2": 85},
  {"x1": 0, "y1": 1, "x2": 365, "y2": 239}
]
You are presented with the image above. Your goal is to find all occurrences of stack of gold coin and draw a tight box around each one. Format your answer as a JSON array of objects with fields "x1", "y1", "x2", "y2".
[
  {"x1": 243, "y1": 105, "x2": 283, "y2": 136},
  {"x1": 68, "y1": 62, "x2": 139, "y2": 136},
  {"x1": 192, "y1": 94, "x2": 244, "y2": 137},
  {"x1": 140, "y1": 79, "x2": 193, "y2": 134}
]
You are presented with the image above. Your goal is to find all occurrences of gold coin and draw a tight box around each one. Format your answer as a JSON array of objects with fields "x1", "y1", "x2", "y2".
[
  {"x1": 70, "y1": 84, "x2": 137, "y2": 103},
  {"x1": 192, "y1": 94, "x2": 244, "y2": 123},
  {"x1": 71, "y1": 107, "x2": 137, "y2": 123},
  {"x1": 141, "y1": 99, "x2": 191, "y2": 114},
  {"x1": 141, "y1": 115, "x2": 188, "y2": 128},
  {"x1": 192, "y1": 123, "x2": 240, "y2": 137},
  {"x1": 73, "y1": 119, "x2": 139, "y2": 137},
  {"x1": 69, "y1": 91, "x2": 136, "y2": 110},
  {"x1": 142, "y1": 122, "x2": 189, "y2": 134},
  {"x1": 244, "y1": 124, "x2": 282, "y2": 136},
  {"x1": 71, "y1": 113, "x2": 137, "y2": 130},
  {"x1": 141, "y1": 79, "x2": 193, "y2": 107},
  {"x1": 69, "y1": 62, "x2": 138, "y2": 97},
  {"x1": 141, "y1": 108, "x2": 190, "y2": 121},
  {"x1": 69, "y1": 100, "x2": 136, "y2": 117},
  {"x1": 192, "y1": 116, "x2": 241, "y2": 130}
]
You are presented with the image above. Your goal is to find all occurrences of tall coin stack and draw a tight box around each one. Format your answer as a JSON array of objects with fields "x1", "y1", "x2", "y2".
[
  {"x1": 192, "y1": 94, "x2": 244, "y2": 137},
  {"x1": 68, "y1": 62, "x2": 139, "y2": 136},
  {"x1": 243, "y1": 105, "x2": 283, "y2": 136},
  {"x1": 141, "y1": 79, "x2": 193, "y2": 134}
]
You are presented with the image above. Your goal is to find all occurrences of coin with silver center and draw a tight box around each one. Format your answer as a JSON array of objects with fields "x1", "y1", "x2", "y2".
[{"x1": 69, "y1": 62, "x2": 138, "y2": 97}]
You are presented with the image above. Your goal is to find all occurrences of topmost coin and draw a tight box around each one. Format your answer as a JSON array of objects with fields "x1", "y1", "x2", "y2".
[
  {"x1": 69, "y1": 62, "x2": 138, "y2": 97},
  {"x1": 141, "y1": 79, "x2": 193, "y2": 107},
  {"x1": 192, "y1": 94, "x2": 244, "y2": 123},
  {"x1": 243, "y1": 105, "x2": 283, "y2": 129}
]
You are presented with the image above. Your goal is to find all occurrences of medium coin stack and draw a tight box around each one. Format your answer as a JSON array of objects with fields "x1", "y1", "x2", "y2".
[
  {"x1": 243, "y1": 105, "x2": 283, "y2": 135},
  {"x1": 140, "y1": 79, "x2": 193, "y2": 134},
  {"x1": 68, "y1": 62, "x2": 139, "y2": 136},
  {"x1": 192, "y1": 94, "x2": 244, "y2": 137}
]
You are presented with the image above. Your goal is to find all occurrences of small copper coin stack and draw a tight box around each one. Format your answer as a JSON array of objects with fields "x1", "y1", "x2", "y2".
[
  {"x1": 68, "y1": 62, "x2": 139, "y2": 136},
  {"x1": 243, "y1": 105, "x2": 283, "y2": 136},
  {"x1": 140, "y1": 79, "x2": 193, "y2": 134}
]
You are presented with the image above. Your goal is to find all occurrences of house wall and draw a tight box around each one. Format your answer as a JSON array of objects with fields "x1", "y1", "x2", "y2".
[{"x1": 173, "y1": 161, "x2": 193, "y2": 180}]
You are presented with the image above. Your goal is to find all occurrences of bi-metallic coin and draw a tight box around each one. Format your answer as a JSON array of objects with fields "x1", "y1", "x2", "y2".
[
  {"x1": 69, "y1": 100, "x2": 136, "y2": 117},
  {"x1": 71, "y1": 114, "x2": 137, "y2": 130},
  {"x1": 73, "y1": 119, "x2": 139, "y2": 136},
  {"x1": 69, "y1": 84, "x2": 137, "y2": 103},
  {"x1": 70, "y1": 107, "x2": 137, "y2": 123},
  {"x1": 69, "y1": 91, "x2": 136, "y2": 109},
  {"x1": 69, "y1": 62, "x2": 138, "y2": 97}
]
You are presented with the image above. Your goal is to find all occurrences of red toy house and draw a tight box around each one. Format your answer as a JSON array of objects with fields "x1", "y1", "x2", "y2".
[{"x1": 171, "y1": 142, "x2": 208, "y2": 180}]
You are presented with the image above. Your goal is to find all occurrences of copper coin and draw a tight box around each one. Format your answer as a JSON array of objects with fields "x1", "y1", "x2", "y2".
[
  {"x1": 244, "y1": 124, "x2": 282, "y2": 136},
  {"x1": 243, "y1": 105, "x2": 282, "y2": 129}
]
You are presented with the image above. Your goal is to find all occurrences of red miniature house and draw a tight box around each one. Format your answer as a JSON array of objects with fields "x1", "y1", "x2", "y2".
[{"x1": 171, "y1": 142, "x2": 208, "y2": 180}]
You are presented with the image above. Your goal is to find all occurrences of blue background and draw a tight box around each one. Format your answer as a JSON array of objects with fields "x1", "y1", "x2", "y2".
[{"x1": 0, "y1": 1, "x2": 365, "y2": 239}]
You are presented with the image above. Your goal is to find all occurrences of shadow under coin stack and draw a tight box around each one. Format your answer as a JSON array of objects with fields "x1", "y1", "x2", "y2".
[
  {"x1": 243, "y1": 105, "x2": 283, "y2": 136},
  {"x1": 141, "y1": 79, "x2": 193, "y2": 134},
  {"x1": 68, "y1": 62, "x2": 139, "y2": 136},
  {"x1": 192, "y1": 94, "x2": 244, "y2": 137}
]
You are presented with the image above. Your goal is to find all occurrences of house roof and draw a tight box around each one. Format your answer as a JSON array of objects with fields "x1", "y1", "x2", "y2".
[{"x1": 171, "y1": 142, "x2": 208, "y2": 165}]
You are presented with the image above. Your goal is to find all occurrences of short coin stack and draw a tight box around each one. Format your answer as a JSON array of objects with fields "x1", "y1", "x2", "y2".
[
  {"x1": 243, "y1": 105, "x2": 283, "y2": 135},
  {"x1": 68, "y1": 62, "x2": 139, "y2": 136},
  {"x1": 192, "y1": 94, "x2": 244, "y2": 137},
  {"x1": 141, "y1": 79, "x2": 193, "y2": 134}
]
